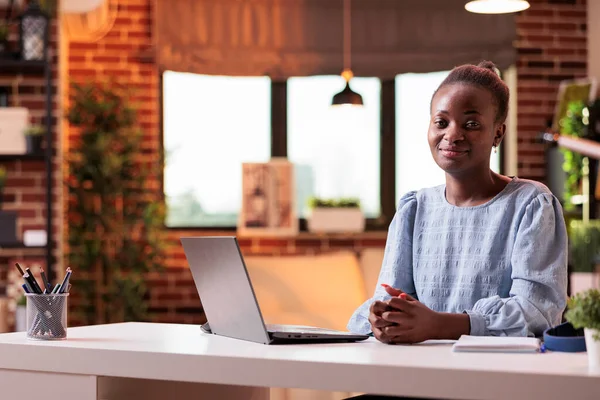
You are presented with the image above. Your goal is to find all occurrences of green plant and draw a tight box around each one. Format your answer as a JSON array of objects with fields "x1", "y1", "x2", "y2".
[
  {"x1": 24, "y1": 125, "x2": 45, "y2": 136},
  {"x1": 66, "y1": 81, "x2": 166, "y2": 325},
  {"x1": 0, "y1": 22, "x2": 8, "y2": 42},
  {"x1": 565, "y1": 289, "x2": 600, "y2": 341},
  {"x1": 559, "y1": 101, "x2": 588, "y2": 211},
  {"x1": 16, "y1": 295, "x2": 26, "y2": 307},
  {"x1": 0, "y1": 166, "x2": 7, "y2": 190},
  {"x1": 308, "y1": 197, "x2": 361, "y2": 209},
  {"x1": 568, "y1": 220, "x2": 600, "y2": 272}
]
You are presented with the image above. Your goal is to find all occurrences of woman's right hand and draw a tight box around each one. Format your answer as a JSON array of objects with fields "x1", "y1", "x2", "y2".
[
  {"x1": 368, "y1": 300, "x2": 395, "y2": 343},
  {"x1": 369, "y1": 284, "x2": 409, "y2": 343}
]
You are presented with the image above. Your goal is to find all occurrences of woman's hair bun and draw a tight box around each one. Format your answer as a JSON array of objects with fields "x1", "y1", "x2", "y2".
[{"x1": 477, "y1": 60, "x2": 501, "y2": 77}]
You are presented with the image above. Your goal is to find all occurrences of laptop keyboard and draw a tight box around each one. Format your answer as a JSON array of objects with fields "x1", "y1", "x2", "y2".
[{"x1": 266, "y1": 324, "x2": 348, "y2": 334}]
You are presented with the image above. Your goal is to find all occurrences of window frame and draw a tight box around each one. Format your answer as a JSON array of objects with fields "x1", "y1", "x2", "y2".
[{"x1": 160, "y1": 75, "x2": 507, "y2": 231}]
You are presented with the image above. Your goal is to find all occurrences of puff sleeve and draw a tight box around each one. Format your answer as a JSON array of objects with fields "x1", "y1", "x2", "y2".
[
  {"x1": 466, "y1": 193, "x2": 568, "y2": 337},
  {"x1": 346, "y1": 192, "x2": 418, "y2": 334}
]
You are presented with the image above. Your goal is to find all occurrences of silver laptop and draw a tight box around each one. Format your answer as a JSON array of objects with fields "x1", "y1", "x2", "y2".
[{"x1": 181, "y1": 236, "x2": 369, "y2": 344}]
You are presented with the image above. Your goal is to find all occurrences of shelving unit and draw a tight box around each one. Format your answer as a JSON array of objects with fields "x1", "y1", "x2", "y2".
[{"x1": 0, "y1": 56, "x2": 54, "y2": 282}]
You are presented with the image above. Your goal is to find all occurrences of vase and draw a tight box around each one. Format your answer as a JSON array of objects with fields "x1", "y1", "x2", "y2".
[
  {"x1": 584, "y1": 328, "x2": 600, "y2": 370},
  {"x1": 307, "y1": 208, "x2": 365, "y2": 233}
]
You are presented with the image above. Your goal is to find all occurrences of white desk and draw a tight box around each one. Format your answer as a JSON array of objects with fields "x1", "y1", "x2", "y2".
[{"x1": 0, "y1": 322, "x2": 598, "y2": 400}]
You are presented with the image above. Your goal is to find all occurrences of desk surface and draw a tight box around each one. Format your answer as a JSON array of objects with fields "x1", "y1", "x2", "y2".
[{"x1": 0, "y1": 322, "x2": 598, "y2": 400}]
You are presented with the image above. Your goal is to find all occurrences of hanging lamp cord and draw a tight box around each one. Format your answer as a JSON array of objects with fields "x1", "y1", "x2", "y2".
[{"x1": 341, "y1": 0, "x2": 354, "y2": 82}]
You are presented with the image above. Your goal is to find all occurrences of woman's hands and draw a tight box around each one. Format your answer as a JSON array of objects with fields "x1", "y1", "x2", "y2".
[{"x1": 369, "y1": 284, "x2": 470, "y2": 344}]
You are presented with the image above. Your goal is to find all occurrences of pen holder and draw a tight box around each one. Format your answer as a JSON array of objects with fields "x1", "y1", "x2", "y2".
[{"x1": 25, "y1": 293, "x2": 69, "y2": 340}]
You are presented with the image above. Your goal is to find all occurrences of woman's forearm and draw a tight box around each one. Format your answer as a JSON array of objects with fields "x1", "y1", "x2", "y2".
[{"x1": 435, "y1": 312, "x2": 471, "y2": 340}]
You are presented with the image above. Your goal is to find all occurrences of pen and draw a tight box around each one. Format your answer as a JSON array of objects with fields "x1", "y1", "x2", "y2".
[
  {"x1": 58, "y1": 268, "x2": 72, "y2": 294},
  {"x1": 21, "y1": 283, "x2": 30, "y2": 293},
  {"x1": 23, "y1": 272, "x2": 41, "y2": 294},
  {"x1": 40, "y1": 268, "x2": 52, "y2": 293},
  {"x1": 25, "y1": 268, "x2": 44, "y2": 294}
]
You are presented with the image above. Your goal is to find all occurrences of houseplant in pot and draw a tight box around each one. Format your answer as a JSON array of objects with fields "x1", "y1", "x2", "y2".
[
  {"x1": 0, "y1": 22, "x2": 9, "y2": 58},
  {"x1": 23, "y1": 124, "x2": 45, "y2": 154},
  {"x1": 306, "y1": 197, "x2": 365, "y2": 233},
  {"x1": 565, "y1": 288, "x2": 600, "y2": 369}
]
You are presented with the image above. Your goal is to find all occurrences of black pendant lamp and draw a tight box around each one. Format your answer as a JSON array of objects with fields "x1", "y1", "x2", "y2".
[{"x1": 331, "y1": 0, "x2": 363, "y2": 107}]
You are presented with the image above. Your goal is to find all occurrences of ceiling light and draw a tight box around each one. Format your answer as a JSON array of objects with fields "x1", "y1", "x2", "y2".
[{"x1": 465, "y1": 0, "x2": 530, "y2": 14}]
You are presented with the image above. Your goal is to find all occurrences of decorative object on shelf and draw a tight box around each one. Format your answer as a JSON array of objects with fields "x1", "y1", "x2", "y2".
[
  {"x1": 465, "y1": 0, "x2": 530, "y2": 14},
  {"x1": 331, "y1": 0, "x2": 362, "y2": 107},
  {"x1": 18, "y1": 0, "x2": 49, "y2": 61},
  {"x1": 307, "y1": 197, "x2": 365, "y2": 234},
  {"x1": 0, "y1": 165, "x2": 18, "y2": 244},
  {"x1": 238, "y1": 158, "x2": 298, "y2": 237},
  {"x1": 23, "y1": 229, "x2": 46, "y2": 246},
  {"x1": 0, "y1": 108, "x2": 28, "y2": 154},
  {"x1": 565, "y1": 289, "x2": 600, "y2": 369},
  {"x1": 0, "y1": 21, "x2": 9, "y2": 58},
  {"x1": 66, "y1": 81, "x2": 166, "y2": 325},
  {"x1": 23, "y1": 123, "x2": 44, "y2": 153},
  {"x1": 553, "y1": 78, "x2": 597, "y2": 133}
]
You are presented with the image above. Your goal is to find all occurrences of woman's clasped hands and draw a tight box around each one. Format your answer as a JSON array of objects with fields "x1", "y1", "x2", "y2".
[{"x1": 368, "y1": 284, "x2": 446, "y2": 344}]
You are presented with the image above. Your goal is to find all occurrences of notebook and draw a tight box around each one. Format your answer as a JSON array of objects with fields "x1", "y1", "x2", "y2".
[{"x1": 452, "y1": 335, "x2": 542, "y2": 353}]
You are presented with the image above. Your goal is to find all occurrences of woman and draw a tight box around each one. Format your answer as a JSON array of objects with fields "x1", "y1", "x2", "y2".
[{"x1": 347, "y1": 61, "x2": 568, "y2": 344}]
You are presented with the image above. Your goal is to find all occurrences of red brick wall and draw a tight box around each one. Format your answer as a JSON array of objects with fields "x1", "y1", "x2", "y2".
[
  {"x1": 63, "y1": 0, "x2": 589, "y2": 325},
  {"x1": 0, "y1": 2, "x2": 60, "y2": 314},
  {"x1": 515, "y1": 0, "x2": 588, "y2": 180}
]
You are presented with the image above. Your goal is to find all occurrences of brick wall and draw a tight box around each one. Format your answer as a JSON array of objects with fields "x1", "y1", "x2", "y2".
[
  {"x1": 515, "y1": 0, "x2": 588, "y2": 180},
  {"x1": 63, "y1": 0, "x2": 589, "y2": 326},
  {"x1": 0, "y1": 2, "x2": 60, "y2": 327}
]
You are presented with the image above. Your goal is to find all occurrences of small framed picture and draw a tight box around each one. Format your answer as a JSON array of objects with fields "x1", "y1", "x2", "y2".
[
  {"x1": 552, "y1": 78, "x2": 598, "y2": 132},
  {"x1": 238, "y1": 158, "x2": 298, "y2": 237}
]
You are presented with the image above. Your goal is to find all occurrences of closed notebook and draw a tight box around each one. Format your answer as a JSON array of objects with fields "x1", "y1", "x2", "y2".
[{"x1": 452, "y1": 335, "x2": 541, "y2": 353}]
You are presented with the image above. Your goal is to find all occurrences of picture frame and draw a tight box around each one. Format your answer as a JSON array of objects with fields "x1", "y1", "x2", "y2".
[
  {"x1": 237, "y1": 158, "x2": 298, "y2": 237},
  {"x1": 552, "y1": 77, "x2": 598, "y2": 132}
]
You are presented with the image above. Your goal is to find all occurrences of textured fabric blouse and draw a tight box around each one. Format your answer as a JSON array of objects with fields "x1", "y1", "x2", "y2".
[{"x1": 347, "y1": 177, "x2": 568, "y2": 337}]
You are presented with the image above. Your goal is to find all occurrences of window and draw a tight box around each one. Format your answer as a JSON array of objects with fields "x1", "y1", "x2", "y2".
[
  {"x1": 162, "y1": 72, "x2": 271, "y2": 227},
  {"x1": 287, "y1": 76, "x2": 382, "y2": 218},
  {"x1": 395, "y1": 72, "x2": 501, "y2": 204}
]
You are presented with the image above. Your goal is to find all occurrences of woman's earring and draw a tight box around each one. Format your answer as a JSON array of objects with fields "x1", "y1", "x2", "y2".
[{"x1": 493, "y1": 146, "x2": 497, "y2": 154}]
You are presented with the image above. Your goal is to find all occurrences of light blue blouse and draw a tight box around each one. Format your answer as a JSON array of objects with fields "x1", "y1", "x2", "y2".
[{"x1": 347, "y1": 177, "x2": 568, "y2": 337}]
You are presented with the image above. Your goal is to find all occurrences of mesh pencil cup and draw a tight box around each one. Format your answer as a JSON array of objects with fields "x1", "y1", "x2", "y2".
[{"x1": 25, "y1": 293, "x2": 69, "y2": 340}]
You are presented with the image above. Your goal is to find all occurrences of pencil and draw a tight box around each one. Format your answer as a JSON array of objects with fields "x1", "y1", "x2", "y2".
[{"x1": 15, "y1": 262, "x2": 24, "y2": 276}]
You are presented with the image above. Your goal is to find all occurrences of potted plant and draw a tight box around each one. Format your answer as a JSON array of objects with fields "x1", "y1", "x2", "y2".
[
  {"x1": 565, "y1": 289, "x2": 600, "y2": 369},
  {"x1": 306, "y1": 197, "x2": 365, "y2": 233},
  {"x1": 15, "y1": 294, "x2": 26, "y2": 332},
  {"x1": 0, "y1": 21, "x2": 8, "y2": 58},
  {"x1": 23, "y1": 124, "x2": 45, "y2": 154}
]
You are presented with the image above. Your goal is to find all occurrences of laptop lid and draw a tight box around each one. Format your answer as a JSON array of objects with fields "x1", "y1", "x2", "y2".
[{"x1": 181, "y1": 236, "x2": 271, "y2": 344}]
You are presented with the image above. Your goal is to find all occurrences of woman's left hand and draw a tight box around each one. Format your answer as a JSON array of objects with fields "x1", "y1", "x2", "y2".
[{"x1": 379, "y1": 285, "x2": 443, "y2": 344}]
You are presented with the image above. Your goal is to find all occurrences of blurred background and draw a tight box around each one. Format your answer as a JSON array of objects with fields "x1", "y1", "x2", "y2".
[{"x1": 0, "y1": 0, "x2": 597, "y2": 344}]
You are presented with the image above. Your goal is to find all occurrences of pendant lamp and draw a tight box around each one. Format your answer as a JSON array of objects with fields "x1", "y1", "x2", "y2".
[
  {"x1": 331, "y1": 0, "x2": 363, "y2": 107},
  {"x1": 465, "y1": 0, "x2": 530, "y2": 14}
]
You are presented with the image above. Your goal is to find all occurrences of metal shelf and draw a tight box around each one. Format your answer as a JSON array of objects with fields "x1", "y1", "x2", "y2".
[
  {"x1": 0, "y1": 153, "x2": 45, "y2": 161},
  {"x1": 0, "y1": 58, "x2": 45, "y2": 75},
  {"x1": 0, "y1": 242, "x2": 45, "y2": 249}
]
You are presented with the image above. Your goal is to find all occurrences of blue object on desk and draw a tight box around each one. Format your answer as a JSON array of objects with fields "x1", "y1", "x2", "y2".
[{"x1": 543, "y1": 322, "x2": 587, "y2": 352}]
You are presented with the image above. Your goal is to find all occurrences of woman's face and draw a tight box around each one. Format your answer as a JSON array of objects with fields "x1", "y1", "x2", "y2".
[{"x1": 428, "y1": 83, "x2": 505, "y2": 176}]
